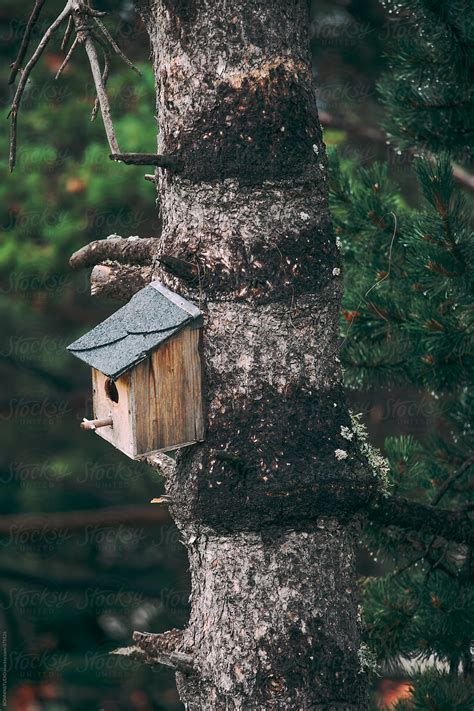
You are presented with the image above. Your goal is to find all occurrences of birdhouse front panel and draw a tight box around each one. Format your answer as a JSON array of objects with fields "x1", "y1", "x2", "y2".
[
  {"x1": 91, "y1": 368, "x2": 135, "y2": 457},
  {"x1": 131, "y1": 324, "x2": 204, "y2": 455},
  {"x1": 67, "y1": 281, "x2": 205, "y2": 459}
]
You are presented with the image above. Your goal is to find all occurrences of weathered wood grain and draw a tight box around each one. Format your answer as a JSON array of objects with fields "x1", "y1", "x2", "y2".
[
  {"x1": 131, "y1": 325, "x2": 204, "y2": 455},
  {"x1": 92, "y1": 368, "x2": 135, "y2": 457}
]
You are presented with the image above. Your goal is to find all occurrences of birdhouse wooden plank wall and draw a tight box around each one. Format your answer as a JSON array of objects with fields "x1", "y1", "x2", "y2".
[{"x1": 67, "y1": 281, "x2": 205, "y2": 459}]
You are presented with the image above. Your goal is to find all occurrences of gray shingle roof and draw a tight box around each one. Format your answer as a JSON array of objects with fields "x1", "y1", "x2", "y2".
[{"x1": 67, "y1": 281, "x2": 201, "y2": 379}]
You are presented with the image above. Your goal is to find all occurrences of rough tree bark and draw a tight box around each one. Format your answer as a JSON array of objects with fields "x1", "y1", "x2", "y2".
[{"x1": 129, "y1": 1, "x2": 376, "y2": 708}]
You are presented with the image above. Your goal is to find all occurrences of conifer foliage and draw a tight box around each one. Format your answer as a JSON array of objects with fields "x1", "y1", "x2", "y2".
[
  {"x1": 330, "y1": 0, "x2": 473, "y2": 706},
  {"x1": 379, "y1": 0, "x2": 474, "y2": 158}
]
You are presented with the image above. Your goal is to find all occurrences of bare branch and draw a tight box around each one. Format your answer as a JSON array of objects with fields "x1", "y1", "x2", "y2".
[
  {"x1": 91, "y1": 44, "x2": 110, "y2": 121},
  {"x1": 431, "y1": 454, "x2": 474, "y2": 506},
  {"x1": 90, "y1": 263, "x2": 153, "y2": 299},
  {"x1": 61, "y1": 15, "x2": 74, "y2": 52},
  {"x1": 70, "y1": 236, "x2": 157, "y2": 270},
  {"x1": 55, "y1": 34, "x2": 79, "y2": 80},
  {"x1": 110, "y1": 153, "x2": 183, "y2": 171},
  {"x1": 0, "y1": 505, "x2": 167, "y2": 536},
  {"x1": 111, "y1": 644, "x2": 193, "y2": 672},
  {"x1": 80, "y1": 31, "x2": 119, "y2": 153},
  {"x1": 368, "y1": 493, "x2": 474, "y2": 546},
  {"x1": 92, "y1": 16, "x2": 142, "y2": 76},
  {"x1": 8, "y1": 0, "x2": 47, "y2": 85},
  {"x1": 9, "y1": 0, "x2": 144, "y2": 170},
  {"x1": 82, "y1": 5, "x2": 107, "y2": 19},
  {"x1": 9, "y1": 2, "x2": 72, "y2": 171}
]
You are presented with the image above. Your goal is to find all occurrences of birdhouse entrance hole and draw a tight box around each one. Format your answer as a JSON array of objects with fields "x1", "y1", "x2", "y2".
[{"x1": 105, "y1": 378, "x2": 119, "y2": 403}]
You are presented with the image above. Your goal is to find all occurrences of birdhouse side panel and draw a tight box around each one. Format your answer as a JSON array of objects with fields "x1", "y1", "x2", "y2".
[
  {"x1": 131, "y1": 326, "x2": 204, "y2": 455},
  {"x1": 92, "y1": 369, "x2": 136, "y2": 458}
]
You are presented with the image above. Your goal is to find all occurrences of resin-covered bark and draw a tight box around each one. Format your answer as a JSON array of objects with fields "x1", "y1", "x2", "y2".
[{"x1": 134, "y1": 0, "x2": 375, "y2": 707}]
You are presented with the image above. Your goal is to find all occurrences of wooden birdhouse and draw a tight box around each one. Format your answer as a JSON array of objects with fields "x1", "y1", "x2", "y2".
[{"x1": 67, "y1": 281, "x2": 204, "y2": 459}]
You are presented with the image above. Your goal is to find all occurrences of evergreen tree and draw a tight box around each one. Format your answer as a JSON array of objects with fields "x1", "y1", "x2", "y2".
[
  {"x1": 330, "y1": 0, "x2": 474, "y2": 706},
  {"x1": 379, "y1": 0, "x2": 474, "y2": 159}
]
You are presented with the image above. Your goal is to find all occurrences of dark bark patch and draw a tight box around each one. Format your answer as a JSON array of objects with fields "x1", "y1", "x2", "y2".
[
  {"x1": 163, "y1": 0, "x2": 197, "y2": 42},
  {"x1": 169, "y1": 385, "x2": 378, "y2": 530},
  {"x1": 171, "y1": 64, "x2": 321, "y2": 183},
  {"x1": 254, "y1": 623, "x2": 365, "y2": 706}
]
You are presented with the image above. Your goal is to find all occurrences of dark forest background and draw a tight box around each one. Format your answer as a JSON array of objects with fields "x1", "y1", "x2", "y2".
[{"x1": 0, "y1": 1, "x2": 463, "y2": 709}]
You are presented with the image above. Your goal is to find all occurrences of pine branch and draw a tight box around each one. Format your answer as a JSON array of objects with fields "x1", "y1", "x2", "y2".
[
  {"x1": 319, "y1": 110, "x2": 474, "y2": 194},
  {"x1": 368, "y1": 494, "x2": 474, "y2": 546}
]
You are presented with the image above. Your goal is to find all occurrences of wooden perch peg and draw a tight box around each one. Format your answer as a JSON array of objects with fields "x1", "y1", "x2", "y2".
[{"x1": 81, "y1": 416, "x2": 113, "y2": 431}]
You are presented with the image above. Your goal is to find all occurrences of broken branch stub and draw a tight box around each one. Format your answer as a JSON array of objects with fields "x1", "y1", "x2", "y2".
[
  {"x1": 110, "y1": 153, "x2": 183, "y2": 171},
  {"x1": 90, "y1": 264, "x2": 153, "y2": 300},
  {"x1": 69, "y1": 237, "x2": 157, "y2": 270}
]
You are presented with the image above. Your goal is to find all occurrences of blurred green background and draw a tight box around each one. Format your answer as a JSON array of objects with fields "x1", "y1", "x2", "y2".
[{"x1": 0, "y1": 1, "x2": 446, "y2": 709}]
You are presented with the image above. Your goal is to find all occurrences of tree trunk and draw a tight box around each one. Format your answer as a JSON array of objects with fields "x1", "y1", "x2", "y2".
[{"x1": 135, "y1": 1, "x2": 376, "y2": 708}]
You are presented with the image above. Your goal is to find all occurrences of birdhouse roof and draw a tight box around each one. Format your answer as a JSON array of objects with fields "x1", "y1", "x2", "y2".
[{"x1": 67, "y1": 281, "x2": 202, "y2": 379}]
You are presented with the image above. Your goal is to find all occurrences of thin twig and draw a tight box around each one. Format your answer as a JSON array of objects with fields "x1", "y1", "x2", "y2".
[
  {"x1": 324, "y1": 211, "x2": 398, "y2": 364},
  {"x1": 82, "y1": 5, "x2": 107, "y2": 18},
  {"x1": 61, "y1": 14, "x2": 74, "y2": 52},
  {"x1": 8, "y1": 3, "x2": 72, "y2": 171},
  {"x1": 93, "y1": 16, "x2": 141, "y2": 76},
  {"x1": 362, "y1": 211, "x2": 398, "y2": 321},
  {"x1": 55, "y1": 34, "x2": 79, "y2": 79},
  {"x1": 91, "y1": 46, "x2": 110, "y2": 121},
  {"x1": 81, "y1": 33, "x2": 119, "y2": 153},
  {"x1": 431, "y1": 454, "x2": 474, "y2": 506},
  {"x1": 8, "y1": 0, "x2": 47, "y2": 85},
  {"x1": 9, "y1": 0, "x2": 142, "y2": 171}
]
